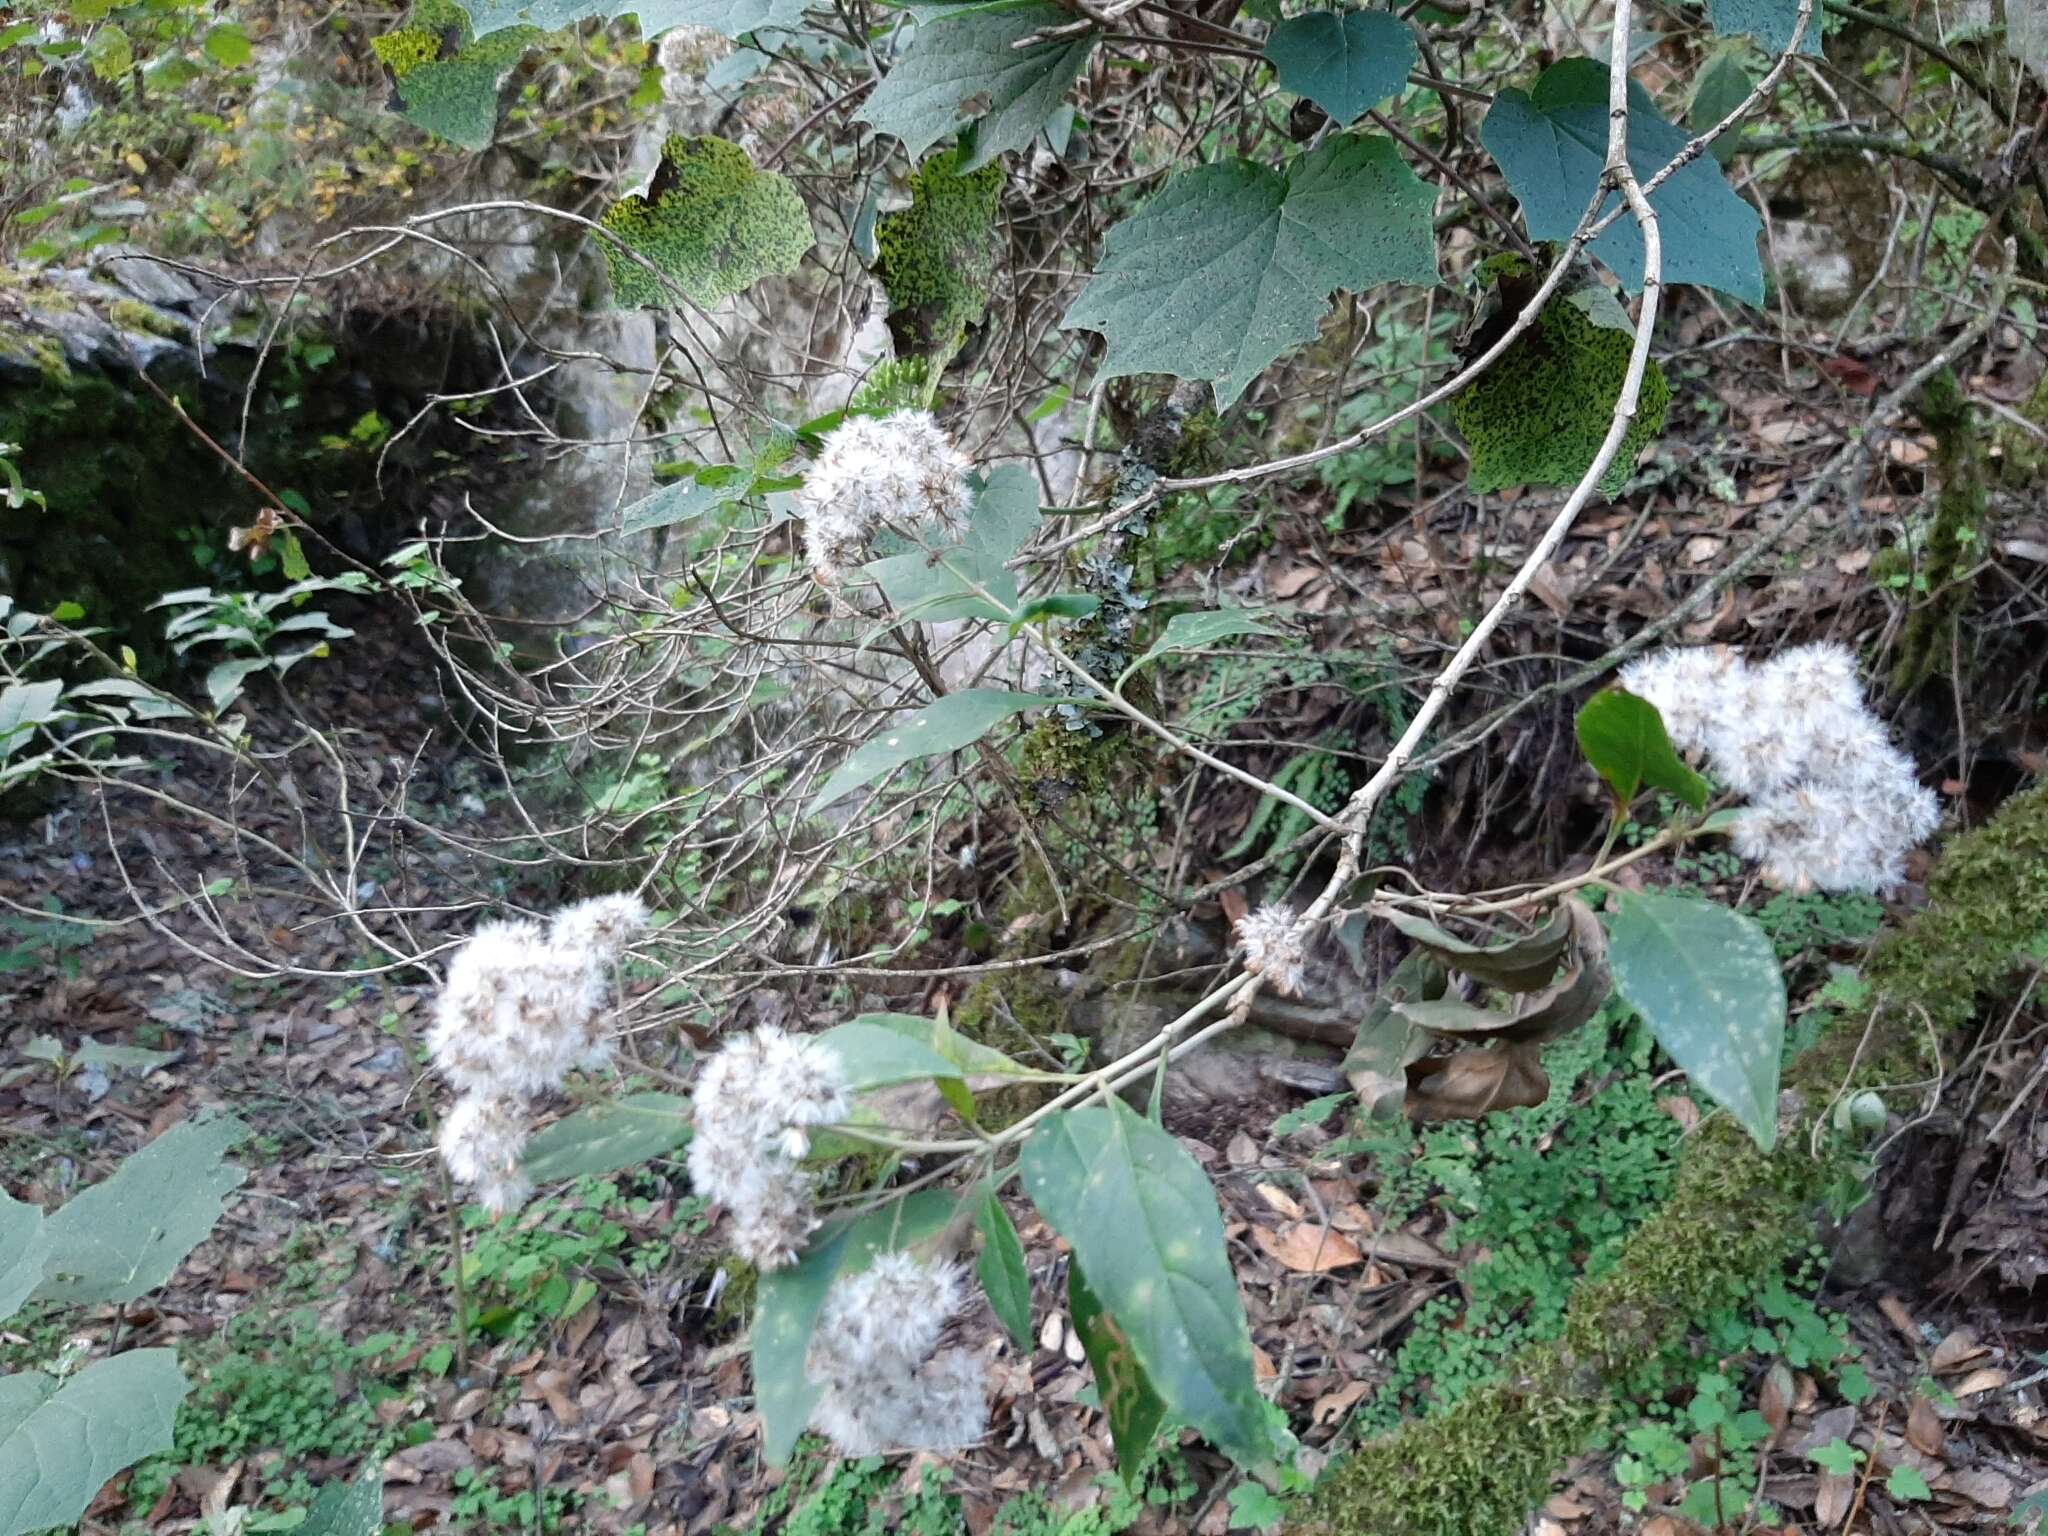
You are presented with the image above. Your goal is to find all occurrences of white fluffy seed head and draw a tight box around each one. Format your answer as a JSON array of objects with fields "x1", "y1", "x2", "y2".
[
  {"x1": 686, "y1": 1026, "x2": 850, "y2": 1271},
  {"x1": 438, "y1": 1093, "x2": 532, "y2": 1215},
  {"x1": 1235, "y1": 903, "x2": 1309, "y2": 997},
  {"x1": 549, "y1": 893, "x2": 649, "y2": 964},
  {"x1": 798, "y1": 411, "x2": 973, "y2": 583},
  {"x1": 804, "y1": 1251, "x2": 987, "y2": 1456},
  {"x1": 426, "y1": 901, "x2": 640, "y2": 1103},
  {"x1": 1622, "y1": 643, "x2": 1939, "y2": 893}
]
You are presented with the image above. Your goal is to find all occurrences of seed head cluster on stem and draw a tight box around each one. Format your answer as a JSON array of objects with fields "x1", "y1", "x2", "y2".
[
  {"x1": 1621, "y1": 642, "x2": 1941, "y2": 892},
  {"x1": 427, "y1": 893, "x2": 649, "y2": 1213}
]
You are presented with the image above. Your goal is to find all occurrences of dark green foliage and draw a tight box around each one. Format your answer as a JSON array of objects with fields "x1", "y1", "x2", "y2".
[
  {"x1": 600, "y1": 135, "x2": 814, "y2": 309},
  {"x1": 875, "y1": 150, "x2": 1004, "y2": 360},
  {"x1": 1450, "y1": 274, "x2": 1670, "y2": 498}
]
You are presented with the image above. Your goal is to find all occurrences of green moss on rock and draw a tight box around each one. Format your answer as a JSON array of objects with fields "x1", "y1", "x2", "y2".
[
  {"x1": 1450, "y1": 266, "x2": 1670, "y2": 500},
  {"x1": 601, "y1": 136, "x2": 814, "y2": 310},
  {"x1": 1890, "y1": 369, "x2": 1991, "y2": 694},
  {"x1": 874, "y1": 149, "x2": 1002, "y2": 360}
]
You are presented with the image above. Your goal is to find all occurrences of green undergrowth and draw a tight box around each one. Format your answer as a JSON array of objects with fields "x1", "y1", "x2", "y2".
[
  {"x1": 1354, "y1": 1011, "x2": 1684, "y2": 1433},
  {"x1": 734, "y1": 1439, "x2": 1195, "y2": 1536},
  {"x1": 1297, "y1": 779, "x2": 2048, "y2": 1536}
]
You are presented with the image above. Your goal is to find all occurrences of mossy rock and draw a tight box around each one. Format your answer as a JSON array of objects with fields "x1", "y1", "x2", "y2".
[
  {"x1": 1296, "y1": 779, "x2": 2048, "y2": 1536},
  {"x1": 600, "y1": 136, "x2": 814, "y2": 310},
  {"x1": 1450, "y1": 265, "x2": 1671, "y2": 500},
  {"x1": 874, "y1": 149, "x2": 1003, "y2": 361}
]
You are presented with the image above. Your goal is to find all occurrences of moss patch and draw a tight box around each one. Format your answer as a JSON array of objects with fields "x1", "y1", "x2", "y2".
[
  {"x1": 1891, "y1": 368, "x2": 1992, "y2": 693},
  {"x1": 600, "y1": 135, "x2": 814, "y2": 310},
  {"x1": 1450, "y1": 261, "x2": 1670, "y2": 500},
  {"x1": 1295, "y1": 779, "x2": 2048, "y2": 1536},
  {"x1": 875, "y1": 149, "x2": 1003, "y2": 361}
]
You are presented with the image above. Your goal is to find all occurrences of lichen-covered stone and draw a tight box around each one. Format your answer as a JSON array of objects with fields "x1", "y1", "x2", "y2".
[
  {"x1": 599, "y1": 135, "x2": 813, "y2": 310},
  {"x1": 874, "y1": 149, "x2": 1002, "y2": 360},
  {"x1": 1450, "y1": 263, "x2": 1671, "y2": 500}
]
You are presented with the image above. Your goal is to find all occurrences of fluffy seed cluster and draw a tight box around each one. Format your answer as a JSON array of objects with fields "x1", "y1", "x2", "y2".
[
  {"x1": 429, "y1": 894, "x2": 648, "y2": 1214},
  {"x1": 1234, "y1": 903, "x2": 1309, "y2": 997},
  {"x1": 1620, "y1": 643, "x2": 1941, "y2": 892},
  {"x1": 797, "y1": 410, "x2": 972, "y2": 582},
  {"x1": 685, "y1": 1027, "x2": 850, "y2": 1270},
  {"x1": 805, "y1": 1251, "x2": 989, "y2": 1456}
]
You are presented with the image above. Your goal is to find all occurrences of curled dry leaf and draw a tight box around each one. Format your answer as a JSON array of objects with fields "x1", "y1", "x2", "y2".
[
  {"x1": 1343, "y1": 948, "x2": 1444, "y2": 1119},
  {"x1": 1403, "y1": 1041, "x2": 1549, "y2": 1121},
  {"x1": 1391, "y1": 898, "x2": 1611, "y2": 1048},
  {"x1": 1379, "y1": 902, "x2": 1574, "y2": 992},
  {"x1": 1906, "y1": 1394, "x2": 1944, "y2": 1458}
]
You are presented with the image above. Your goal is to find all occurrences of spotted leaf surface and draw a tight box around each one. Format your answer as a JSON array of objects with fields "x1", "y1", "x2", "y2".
[
  {"x1": 1019, "y1": 1101, "x2": 1271, "y2": 1466},
  {"x1": 1063, "y1": 132, "x2": 1438, "y2": 408},
  {"x1": 1606, "y1": 890, "x2": 1786, "y2": 1149}
]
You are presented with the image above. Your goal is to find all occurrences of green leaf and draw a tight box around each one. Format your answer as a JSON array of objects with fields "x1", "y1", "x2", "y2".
[
  {"x1": 1122, "y1": 609, "x2": 1282, "y2": 684},
  {"x1": 521, "y1": 1093, "x2": 693, "y2": 1183},
  {"x1": 815, "y1": 1021, "x2": 965, "y2": 1090},
  {"x1": 33, "y1": 1115, "x2": 247, "y2": 1307},
  {"x1": 1012, "y1": 594, "x2": 1099, "y2": 628},
  {"x1": 1064, "y1": 132, "x2": 1437, "y2": 408},
  {"x1": 807, "y1": 687, "x2": 1039, "y2": 812},
  {"x1": 86, "y1": 22, "x2": 132, "y2": 79},
  {"x1": 616, "y1": 475, "x2": 738, "y2": 536},
  {"x1": 1067, "y1": 1259, "x2": 1168, "y2": 1486},
  {"x1": 1808, "y1": 1436, "x2": 1863, "y2": 1476},
  {"x1": 1263, "y1": 8, "x2": 1416, "y2": 122},
  {"x1": 973, "y1": 1184, "x2": 1033, "y2": 1350},
  {"x1": 0, "y1": 1194, "x2": 48, "y2": 1325},
  {"x1": 1481, "y1": 58, "x2": 1764, "y2": 302},
  {"x1": 1448, "y1": 274, "x2": 1670, "y2": 499},
  {"x1": 0, "y1": 1350, "x2": 186, "y2": 1536},
  {"x1": 602, "y1": 135, "x2": 813, "y2": 308},
  {"x1": 860, "y1": 1, "x2": 1096, "y2": 170},
  {"x1": 1605, "y1": 890, "x2": 1786, "y2": 1150},
  {"x1": 274, "y1": 530, "x2": 312, "y2": 582},
  {"x1": 0, "y1": 682, "x2": 62, "y2": 767},
  {"x1": 1019, "y1": 1100, "x2": 1271, "y2": 1466},
  {"x1": 1343, "y1": 948, "x2": 1443, "y2": 1119},
  {"x1": 851, "y1": 1012, "x2": 1036, "y2": 1079},
  {"x1": 1688, "y1": 45, "x2": 1755, "y2": 164},
  {"x1": 876, "y1": 149, "x2": 1003, "y2": 358},
  {"x1": 751, "y1": 1189, "x2": 956, "y2": 1465},
  {"x1": 1706, "y1": 0, "x2": 1820, "y2": 56},
  {"x1": 205, "y1": 657, "x2": 270, "y2": 712},
  {"x1": 1575, "y1": 687, "x2": 1711, "y2": 812},
  {"x1": 1380, "y1": 904, "x2": 1573, "y2": 992},
  {"x1": 864, "y1": 463, "x2": 1040, "y2": 623},
  {"x1": 202, "y1": 23, "x2": 254, "y2": 66},
  {"x1": 456, "y1": 0, "x2": 810, "y2": 40},
  {"x1": 389, "y1": 26, "x2": 542, "y2": 150},
  {"x1": 299, "y1": 1468, "x2": 386, "y2": 1536},
  {"x1": 1886, "y1": 1463, "x2": 1932, "y2": 1501}
]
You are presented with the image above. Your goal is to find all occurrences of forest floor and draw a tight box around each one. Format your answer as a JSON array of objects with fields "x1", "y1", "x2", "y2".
[{"x1": 6, "y1": 319, "x2": 2048, "y2": 1536}]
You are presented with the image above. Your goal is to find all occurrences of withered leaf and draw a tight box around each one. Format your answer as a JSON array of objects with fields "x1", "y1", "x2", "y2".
[{"x1": 1404, "y1": 1041, "x2": 1549, "y2": 1121}]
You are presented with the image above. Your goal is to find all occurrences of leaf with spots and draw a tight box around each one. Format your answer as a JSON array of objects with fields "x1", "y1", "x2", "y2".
[
  {"x1": 453, "y1": 0, "x2": 811, "y2": 41},
  {"x1": 859, "y1": 1, "x2": 1097, "y2": 170},
  {"x1": 1068, "y1": 1259, "x2": 1166, "y2": 1487},
  {"x1": 1063, "y1": 132, "x2": 1438, "y2": 408},
  {"x1": 1448, "y1": 268, "x2": 1670, "y2": 499},
  {"x1": 808, "y1": 688, "x2": 1040, "y2": 812},
  {"x1": 1605, "y1": 890, "x2": 1786, "y2": 1150},
  {"x1": 1481, "y1": 57, "x2": 1765, "y2": 302},
  {"x1": 1263, "y1": 8, "x2": 1416, "y2": 123},
  {"x1": 0, "y1": 1351, "x2": 186, "y2": 1536},
  {"x1": 1575, "y1": 687, "x2": 1711, "y2": 812},
  {"x1": 1019, "y1": 1101, "x2": 1274, "y2": 1467},
  {"x1": 1705, "y1": 0, "x2": 1821, "y2": 57},
  {"x1": 750, "y1": 1189, "x2": 957, "y2": 1466}
]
